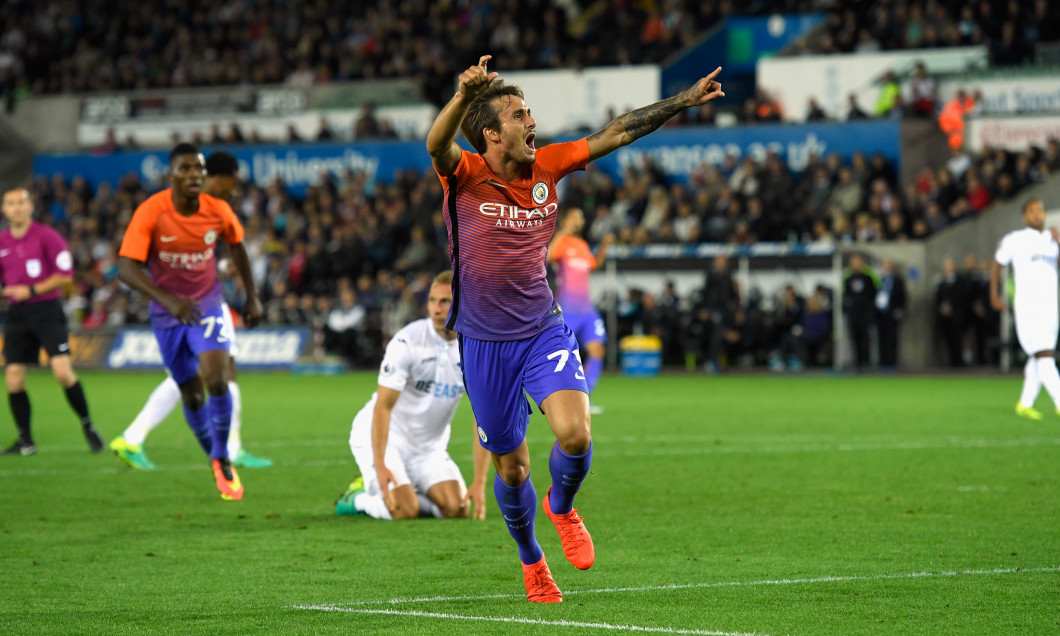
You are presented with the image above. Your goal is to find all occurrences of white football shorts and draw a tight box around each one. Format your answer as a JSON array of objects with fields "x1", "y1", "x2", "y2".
[
  {"x1": 1015, "y1": 302, "x2": 1059, "y2": 355},
  {"x1": 348, "y1": 408, "x2": 465, "y2": 497},
  {"x1": 220, "y1": 301, "x2": 239, "y2": 358}
]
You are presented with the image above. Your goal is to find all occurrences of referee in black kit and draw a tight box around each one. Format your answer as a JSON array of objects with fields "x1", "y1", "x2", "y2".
[{"x1": 0, "y1": 187, "x2": 102, "y2": 456}]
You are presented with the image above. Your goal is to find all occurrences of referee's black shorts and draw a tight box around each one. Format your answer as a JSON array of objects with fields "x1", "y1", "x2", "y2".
[{"x1": 3, "y1": 299, "x2": 71, "y2": 365}]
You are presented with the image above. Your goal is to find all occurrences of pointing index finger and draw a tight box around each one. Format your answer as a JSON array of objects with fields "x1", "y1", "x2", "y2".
[{"x1": 705, "y1": 66, "x2": 722, "y2": 82}]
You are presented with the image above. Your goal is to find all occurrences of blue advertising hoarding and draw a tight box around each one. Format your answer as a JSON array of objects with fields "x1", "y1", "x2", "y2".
[
  {"x1": 580, "y1": 120, "x2": 900, "y2": 183},
  {"x1": 34, "y1": 120, "x2": 899, "y2": 193},
  {"x1": 106, "y1": 328, "x2": 310, "y2": 371},
  {"x1": 34, "y1": 140, "x2": 437, "y2": 198}
]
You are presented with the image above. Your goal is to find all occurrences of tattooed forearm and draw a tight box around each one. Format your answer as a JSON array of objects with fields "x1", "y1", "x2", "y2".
[{"x1": 588, "y1": 95, "x2": 687, "y2": 145}]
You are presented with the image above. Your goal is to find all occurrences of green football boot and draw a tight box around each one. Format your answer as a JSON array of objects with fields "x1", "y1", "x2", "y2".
[
  {"x1": 334, "y1": 476, "x2": 367, "y2": 516},
  {"x1": 232, "y1": 448, "x2": 273, "y2": 468},
  {"x1": 1015, "y1": 403, "x2": 1043, "y2": 421},
  {"x1": 110, "y1": 436, "x2": 156, "y2": 470}
]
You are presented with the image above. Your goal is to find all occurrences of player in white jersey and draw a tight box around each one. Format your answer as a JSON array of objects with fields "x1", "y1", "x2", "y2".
[
  {"x1": 109, "y1": 151, "x2": 272, "y2": 469},
  {"x1": 335, "y1": 271, "x2": 490, "y2": 520},
  {"x1": 990, "y1": 199, "x2": 1060, "y2": 420}
]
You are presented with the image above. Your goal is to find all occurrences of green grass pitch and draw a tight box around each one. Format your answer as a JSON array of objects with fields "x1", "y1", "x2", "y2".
[{"x1": 0, "y1": 371, "x2": 1057, "y2": 635}]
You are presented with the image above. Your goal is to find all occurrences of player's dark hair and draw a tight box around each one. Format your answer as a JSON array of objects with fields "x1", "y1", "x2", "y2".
[
  {"x1": 461, "y1": 80, "x2": 525, "y2": 154},
  {"x1": 557, "y1": 207, "x2": 582, "y2": 227},
  {"x1": 169, "y1": 142, "x2": 201, "y2": 166},
  {"x1": 205, "y1": 151, "x2": 239, "y2": 177},
  {"x1": 1022, "y1": 198, "x2": 1042, "y2": 213}
]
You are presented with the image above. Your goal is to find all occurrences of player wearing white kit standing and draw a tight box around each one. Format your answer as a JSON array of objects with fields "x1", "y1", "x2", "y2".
[
  {"x1": 335, "y1": 271, "x2": 490, "y2": 520},
  {"x1": 109, "y1": 151, "x2": 272, "y2": 469},
  {"x1": 990, "y1": 199, "x2": 1060, "y2": 420}
]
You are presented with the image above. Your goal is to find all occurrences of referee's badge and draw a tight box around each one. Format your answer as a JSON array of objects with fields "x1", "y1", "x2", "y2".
[
  {"x1": 532, "y1": 181, "x2": 549, "y2": 205},
  {"x1": 25, "y1": 259, "x2": 41, "y2": 277}
]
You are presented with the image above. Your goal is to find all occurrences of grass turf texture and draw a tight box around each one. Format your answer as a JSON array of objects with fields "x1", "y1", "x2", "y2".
[{"x1": 0, "y1": 371, "x2": 1057, "y2": 635}]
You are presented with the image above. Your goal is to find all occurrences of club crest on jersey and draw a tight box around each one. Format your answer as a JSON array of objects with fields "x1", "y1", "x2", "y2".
[
  {"x1": 532, "y1": 181, "x2": 549, "y2": 205},
  {"x1": 477, "y1": 426, "x2": 489, "y2": 444},
  {"x1": 204, "y1": 229, "x2": 217, "y2": 245}
]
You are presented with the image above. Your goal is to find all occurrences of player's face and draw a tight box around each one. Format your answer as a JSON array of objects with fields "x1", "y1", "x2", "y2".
[
  {"x1": 568, "y1": 209, "x2": 585, "y2": 233},
  {"x1": 427, "y1": 282, "x2": 453, "y2": 333},
  {"x1": 1, "y1": 189, "x2": 33, "y2": 227},
  {"x1": 169, "y1": 153, "x2": 207, "y2": 199},
  {"x1": 1023, "y1": 201, "x2": 1045, "y2": 230},
  {"x1": 494, "y1": 96, "x2": 536, "y2": 164},
  {"x1": 205, "y1": 175, "x2": 240, "y2": 201}
]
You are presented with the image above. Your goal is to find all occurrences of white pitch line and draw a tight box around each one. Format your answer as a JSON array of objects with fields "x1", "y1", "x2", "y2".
[
  {"x1": 3, "y1": 437, "x2": 1058, "y2": 478},
  {"x1": 316, "y1": 566, "x2": 1060, "y2": 607},
  {"x1": 292, "y1": 606, "x2": 762, "y2": 636}
]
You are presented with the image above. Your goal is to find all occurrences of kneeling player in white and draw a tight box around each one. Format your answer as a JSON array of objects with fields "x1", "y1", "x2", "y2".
[
  {"x1": 335, "y1": 271, "x2": 490, "y2": 519},
  {"x1": 991, "y1": 198, "x2": 1060, "y2": 419}
]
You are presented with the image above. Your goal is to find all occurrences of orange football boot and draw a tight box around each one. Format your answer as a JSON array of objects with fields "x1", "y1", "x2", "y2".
[
  {"x1": 522, "y1": 556, "x2": 563, "y2": 603},
  {"x1": 211, "y1": 458, "x2": 244, "y2": 501},
  {"x1": 543, "y1": 487, "x2": 594, "y2": 570}
]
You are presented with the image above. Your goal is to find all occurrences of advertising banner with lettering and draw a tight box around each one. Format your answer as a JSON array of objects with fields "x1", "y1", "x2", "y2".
[
  {"x1": 37, "y1": 120, "x2": 900, "y2": 194},
  {"x1": 583, "y1": 120, "x2": 900, "y2": 181},
  {"x1": 34, "y1": 141, "x2": 437, "y2": 197},
  {"x1": 105, "y1": 328, "x2": 311, "y2": 371},
  {"x1": 965, "y1": 115, "x2": 1060, "y2": 152}
]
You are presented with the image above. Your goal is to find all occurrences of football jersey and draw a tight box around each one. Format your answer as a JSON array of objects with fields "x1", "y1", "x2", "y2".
[
  {"x1": 0, "y1": 221, "x2": 73, "y2": 304},
  {"x1": 995, "y1": 227, "x2": 1059, "y2": 316},
  {"x1": 363, "y1": 318, "x2": 464, "y2": 454},
  {"x1": 437, "y1": 139, "x2": 590, "y2": 340},
  {"x1": 120, "y1": 189, "x2": 244, "y2": 328},
  {"x1": 551, "y1": 234, "x2": 597, "y2": 314}
]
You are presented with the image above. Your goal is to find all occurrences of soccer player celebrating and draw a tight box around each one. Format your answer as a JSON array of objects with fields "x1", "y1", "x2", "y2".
[
  {"x1": 110, "y1": 151, "x2": 272, "y2": 470},
  {"x1": 426, "y1": 54, "x2": 722, "y2": 602},
  {"x1": 548, "y1": 207, "x2": 613, "y2": 411},
  {"x1": 991, "y1": 198, "x2": 1060, "y2": 419},
  {"x1": 0, "y1": 188, "x2": 103, "y2": 456},
  {"x1": 335, "y1": 271, "x2": 490, "y2": 520},
  {"x1": 117, "y1": 143, "x2": 263, "y2": 500}
]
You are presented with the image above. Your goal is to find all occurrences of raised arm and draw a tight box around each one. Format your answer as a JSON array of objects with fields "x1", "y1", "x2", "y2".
[
  {"x1": 593, "y1": 233, "x2": 615, "y2": 269},
  {"x1": 586, "y1": 67, "x2": 724, "y2": 162},
  {"x1": 426, "y1": 55, "x2": 499, "y2": 175}
]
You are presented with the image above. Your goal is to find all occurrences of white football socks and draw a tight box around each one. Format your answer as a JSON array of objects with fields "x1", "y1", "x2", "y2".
[
  {"x1": 122, "y1": 377, "x2": 181, "y2": 445},
  {"x1": 226, "y1": 381, "x2": 243, "y2": 458},
  {"x1": 417, "y1": 494, "x2": 444, "y2": 519},
  {"x1": 353, "y1": 493, "x2": 393, "y2": 520},
  {"x1": 1035, "y1": 357, "x2": 1060, "y2": 409},
  {"x1": 1019, "y1": 358, "x2": 1041, "y2": 409}
]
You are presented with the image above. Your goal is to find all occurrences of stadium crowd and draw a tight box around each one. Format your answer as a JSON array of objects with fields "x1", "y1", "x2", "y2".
[
  {"x1": 802, "y1": 0, "x2": 1057, "y2": 63},
  {"x1": 0, "y1": 0, "x2": 743, "y2": 105},
  {"x1": 2, "y1": 0, "x2": 1054, "y2": 110},
  {"x1": 23, "y1": 126, "x2": 1049, "y2": 368}
]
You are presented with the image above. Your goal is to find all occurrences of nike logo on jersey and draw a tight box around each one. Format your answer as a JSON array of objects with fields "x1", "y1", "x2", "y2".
[
  {"x1": 160, "y1": 235, "x2": 178, "y2": 242},
  {"x1": 486, "y1": 179, "x2": 509, "y2": 189},
  {"x1": 58, "y1": 343, "x2": 70, "y2": 352},
  {"x1": 0, "y1": 249, "x2": 10, "y2": 257},
  {"x1": 420, "y1": 357, "x2": 436, "y2": 364}
]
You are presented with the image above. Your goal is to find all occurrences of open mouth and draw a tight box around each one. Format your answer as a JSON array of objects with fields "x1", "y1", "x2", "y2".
[{"x1": 525, "y1": 132, "x2": 536, "y2": 151}]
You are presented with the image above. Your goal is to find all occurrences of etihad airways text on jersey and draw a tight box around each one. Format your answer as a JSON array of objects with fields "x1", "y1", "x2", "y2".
[{"x1": 477, "y1": 201, "x2": 558, "y2": 229}]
